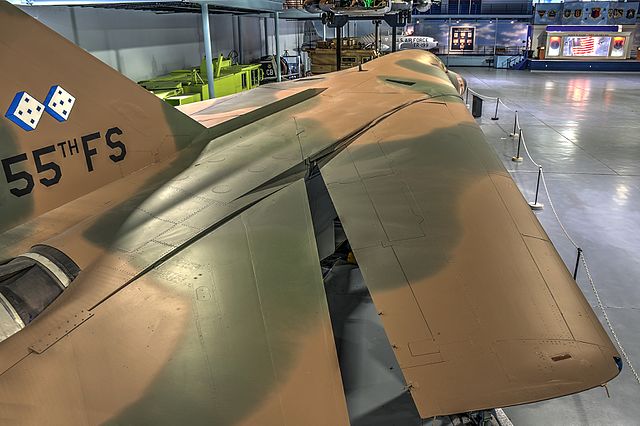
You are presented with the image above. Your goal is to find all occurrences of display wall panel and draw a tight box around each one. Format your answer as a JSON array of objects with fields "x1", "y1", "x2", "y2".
[{"x1": 545, "y1": 30, "x2": 632, "y2": 59}]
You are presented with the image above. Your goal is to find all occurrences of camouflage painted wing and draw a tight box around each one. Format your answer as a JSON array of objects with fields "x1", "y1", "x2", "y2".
[
  {"x1": 0, "y1": 179, "x2": 348, "y2": 425},
  {"x1": 320, "y1": 97, "x2": 621, "y2": 418}
]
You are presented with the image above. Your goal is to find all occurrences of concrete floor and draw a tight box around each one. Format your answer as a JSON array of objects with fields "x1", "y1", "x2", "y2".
[
  {"x1": 457, "y1": 67, "x2": 640, "y2": 425},
  {"x1": 332, "y1": 68, "x2": 640, "y2": 425}
]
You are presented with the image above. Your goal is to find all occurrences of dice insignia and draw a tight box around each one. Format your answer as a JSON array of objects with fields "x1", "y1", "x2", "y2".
[
  {"x1": 4, "y1": 91, "x2": 45, "y2": 132},
  {"x1": 44, "y1": 85, "x2": 75, "y2": 122}
]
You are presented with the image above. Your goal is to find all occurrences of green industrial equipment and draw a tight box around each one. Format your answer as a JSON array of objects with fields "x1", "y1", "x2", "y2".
[{"x1": 139, "y1": 53, "x2": 263, "y2": 106}]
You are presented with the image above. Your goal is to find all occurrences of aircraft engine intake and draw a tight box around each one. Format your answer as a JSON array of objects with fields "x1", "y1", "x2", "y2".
[{"x1": 0, "y1": 245, "x2": 80, "y2": 343}]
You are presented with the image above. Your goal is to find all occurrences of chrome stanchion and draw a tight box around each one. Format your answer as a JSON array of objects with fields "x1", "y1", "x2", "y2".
[
  {"x1": 528, "y1": 166, "x2": 544, "y2": 210},
  {"x1": 573, "y1": 248, "x2": 583, "y2": 280},
  {"x1": 510, "y1": 110, "x2": 518, "y2": 137},
  {"x1": 491, "y1": 97, "x2": 500, "y2": 120},
  {"x1": 512, "y1": 129, "x2": 523, "y2": 162}
]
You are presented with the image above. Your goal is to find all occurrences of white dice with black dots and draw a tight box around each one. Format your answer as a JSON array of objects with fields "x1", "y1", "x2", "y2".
[
  {"x1": 4, "y1": 91, "x2": 45, "y2": 132},
  {"x1": 44, "y1": 85, "x2": 75, "y2": 122}
]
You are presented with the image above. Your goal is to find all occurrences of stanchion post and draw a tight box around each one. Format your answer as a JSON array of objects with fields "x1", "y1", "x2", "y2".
[
  {"x1": 465, "y1": 88, "x2": 469, "y2": 105},
  {"x1": 491, "y1": 97, "x2": 500, "y2": 120},
  {"x1": 510, "y1": 110, "x2": 518, "y2": 137},
  {"x1": 512, "y1": 129, "x2": 523, "y2": 162},
  {"x1": 528, "y1": 166, "x2": 544, "y2": 210},
  {"x1": 573, "y1": 248, "x2": 583, "y2": 280}
]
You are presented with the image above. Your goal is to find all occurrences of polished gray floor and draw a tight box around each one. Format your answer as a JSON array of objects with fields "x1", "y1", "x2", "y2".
[{"x1": 458, "y1": 67, "x2": 640, "y2": 426}]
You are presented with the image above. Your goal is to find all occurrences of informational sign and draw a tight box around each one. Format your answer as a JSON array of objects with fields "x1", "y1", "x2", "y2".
[
  {"x1": 450, "y1": 26, "x2": 475, "y2": 52},
  {"x1": 283, "y1": 56, "x2": 301, "y2": 79},
  {"x1": 398, "y1": 36, "x2": 438, "y2": 50}
]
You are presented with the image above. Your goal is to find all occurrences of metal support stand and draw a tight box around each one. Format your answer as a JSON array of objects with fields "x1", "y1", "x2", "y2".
[
  {"x1": 263, "y1": 17, "x2": 269, "y2": 56},
  {"x1": 573, "y1": 248, "x2": 583, "y2": 280},
  {"x1": 512, "y1": 129, "x2": 523, "y2": 162},
  {"x1": 323, "y1": 9, "x2": 409, "y2": 70},
  {"x1": 446, "y1": 17, "x2": 451, "y2": 68},
  {"x1": 391, "y1": 27, "x2": 397, "y2": 52},
  {"x1": 510, "y1": 110, "x2": 518, "y2": 137},
  {"x1": 336, "y1": 26, "x2": 342, "y2": 71},
  {"x1": 528, "y1": 166, "x2": 544, "y2": 210},
  {"x1": 236, "y1": 16, "x2": 243, "y2": 64},
  {"x1": 493, "y1": 18, "x2": 499, "y2": 69},
  {"x1": 200, "y1": 3, "x2": 215, "y2": 99},
  {"x1": 491, "y1": 97, "x2": 500, "y2": 120},
  {"x1": 274, "y1": 11, "x2": 281, "y2": 82},
  {"x1": 323, "y1": 23, "x2": 327, "y2": 41},
  {"x1": 465, "y1": 88, "x2": 469, "y2": 105},
  {"x1": 374, "y1": 20, "x2": 380, "y2": 52}
]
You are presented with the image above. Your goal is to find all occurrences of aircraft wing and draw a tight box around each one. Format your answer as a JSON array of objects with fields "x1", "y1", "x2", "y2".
[
  {"x1": 0, "y1": 178, "x2": 348, "y2": 425},
  {"x1": 320, "y1": 97, "x2": 621, "y2": 417},
  {"x1": 0, "y1": 4, "x2": 347, "y2": 423},
  {"x1": 0, "y1": 2, "x2": 620, "y2": 422}
]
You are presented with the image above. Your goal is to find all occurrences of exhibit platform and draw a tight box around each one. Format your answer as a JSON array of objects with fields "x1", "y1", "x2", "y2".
[{"x1": 530, "y1": 59, "x2": 640, "y2": 72}]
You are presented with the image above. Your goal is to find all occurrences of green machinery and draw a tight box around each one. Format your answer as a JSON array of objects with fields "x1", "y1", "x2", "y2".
[{"x1": 139, "y1": 54, "x2": 263, "y2": 106}]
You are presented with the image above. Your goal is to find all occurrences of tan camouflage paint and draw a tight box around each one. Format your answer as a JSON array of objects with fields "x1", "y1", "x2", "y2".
[{"x1": 0, "y1": 2, "x2": 619, "y2": 423}]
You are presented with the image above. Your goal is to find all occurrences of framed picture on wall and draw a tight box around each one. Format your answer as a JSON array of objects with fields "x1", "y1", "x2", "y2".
[{"x1": 450, "y1": 26, "x2": 475, "y2": 51}]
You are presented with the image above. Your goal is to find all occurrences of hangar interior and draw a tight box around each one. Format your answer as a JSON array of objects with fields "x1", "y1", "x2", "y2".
[{"x1": 1, "y1": 0, "x2": 639, "y2": 424}]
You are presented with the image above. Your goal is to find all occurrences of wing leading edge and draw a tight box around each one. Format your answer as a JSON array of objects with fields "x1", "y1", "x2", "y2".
[{"x1": 320, "y1": 98, "x2": 620, "y2": 417}]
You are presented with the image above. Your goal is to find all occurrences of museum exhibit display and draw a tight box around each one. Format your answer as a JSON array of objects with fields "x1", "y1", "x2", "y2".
[
  {"x1": 531, "y1": 1, "x2": 640, "y2": 70},
  {"x1": 138, "y1": 54, "x2": 264, "y2": 105},
  {"x1": 450, "y1": 25, "x2": 476, "y2": 51},
  {"x1": 543, "y1": 26, "x2": 632, "y2": 59},
  {"x1": 306, "y1": 37, "x2": 379, "y2": 73},
  {"x1": 0, "y1": 0, "x2": 638, "y2": 423}
]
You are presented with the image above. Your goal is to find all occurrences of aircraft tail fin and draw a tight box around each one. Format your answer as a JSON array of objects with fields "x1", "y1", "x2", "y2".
[{"x1": 0, "y1": 3, "x2": 204, "y2": 231}]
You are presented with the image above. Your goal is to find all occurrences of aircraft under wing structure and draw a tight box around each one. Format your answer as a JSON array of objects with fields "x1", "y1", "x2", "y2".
[{"x1": 0, "y1": 2, "x2": 620, "y2": 423}]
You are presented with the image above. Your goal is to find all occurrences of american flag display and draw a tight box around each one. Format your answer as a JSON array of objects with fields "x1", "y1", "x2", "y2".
[
  {"x1": 563, "y1": 36, "x2": 611, "y2": 57},
  {"x1": 571, "y1": 37, "x2": 595, "y2": 55}
]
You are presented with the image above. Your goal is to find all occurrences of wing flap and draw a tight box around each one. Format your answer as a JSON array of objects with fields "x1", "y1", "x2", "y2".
[{"x1": 321, "y1": 99, "x2": 620, "y2": 417}]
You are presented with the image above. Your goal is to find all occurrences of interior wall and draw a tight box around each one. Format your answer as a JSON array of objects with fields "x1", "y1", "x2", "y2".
[
  {"x1": 20, "y1": 6, "x2": 307, "y2": 82},
  {"x1": 264, "y1": 17, "x2": 308, "y2": 61}
]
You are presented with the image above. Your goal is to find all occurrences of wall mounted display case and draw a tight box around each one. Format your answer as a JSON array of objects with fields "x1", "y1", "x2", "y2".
[{"x1": 545, "y1": 28, "x2": 632, "y2": 59}]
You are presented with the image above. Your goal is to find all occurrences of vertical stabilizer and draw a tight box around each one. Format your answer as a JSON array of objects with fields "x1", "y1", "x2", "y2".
[{"x1": 0, "y1": 2, "x2": 204, "y2": 231}]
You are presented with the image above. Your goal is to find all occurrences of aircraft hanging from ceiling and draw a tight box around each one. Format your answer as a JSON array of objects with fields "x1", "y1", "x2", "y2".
[
  {"x1": 0, "y1": 2, "x2": 620, "y2": 424},
  {"x1": 302, "y1": 0, "x2": 438, "y2": 15}
]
